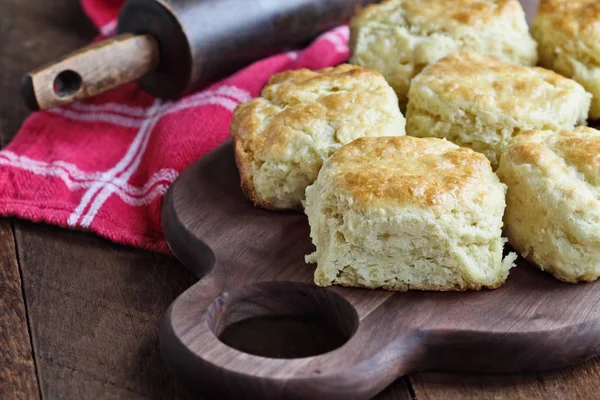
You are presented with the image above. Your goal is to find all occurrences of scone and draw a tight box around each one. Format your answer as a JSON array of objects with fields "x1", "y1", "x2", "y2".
[
  {"x1": 532, "y1": 0, "x2": 600, "y2": 119},
  {"x1": 305, "y1": 136, "x2": 516, "y2": 291},
  {"x1": 406, "y1": 51, "x2": 591, "y2": 169},
  {"x1": 349, "y1": 0, "x2": 537, "y2": 107},
  {"x1": 497, "y1": 127, "x2": 600, "y2": 283},
  {"x1": 231, "y1": 64, "x2": 406, "y2": 211}
]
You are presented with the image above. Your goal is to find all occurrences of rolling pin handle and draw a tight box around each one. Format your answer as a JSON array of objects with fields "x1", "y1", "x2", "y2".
[{"x1": 21, "y1": 33, "x2": 160, "y2": 111}]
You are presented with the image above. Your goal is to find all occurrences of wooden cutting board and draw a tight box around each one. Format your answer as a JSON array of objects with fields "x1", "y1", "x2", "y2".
[{"x1": 159, "y1": 139, "x2": 600, "y2": 400}]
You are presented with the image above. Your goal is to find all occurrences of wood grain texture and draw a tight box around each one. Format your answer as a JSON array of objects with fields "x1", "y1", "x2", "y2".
[
  {"x1": 0, "y1": 4, "x2": 39, "y2": 398},
  {"x1": 410, "y1": 367, "x2": 600, "y2": 400},
  {"x1": 15, "y1": 222, "x2": 199, "y2": 399},
  {"x1": 374, "y1": 379, "x2": 413, "y2": 400},
  {"x1": 0, "y1": 220, "x2": 40, "y2": 400},
  {"x1": 16, "y1": 223, "x2": 199, "y2": 399},
  {"x1": 161, "y1": 141, "x2": 600, "y2": 399},
  {"x1": 23, "y1": 33, "x2": 159, "y2": 110},
  {"x1": 0, "y1": 7, "x2": 41, "y2": 394}
]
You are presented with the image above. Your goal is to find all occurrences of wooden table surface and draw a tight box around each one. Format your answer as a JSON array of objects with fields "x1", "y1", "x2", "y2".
[{"x1": 2, "y1": 0, "x2": 600, "y2": 399}]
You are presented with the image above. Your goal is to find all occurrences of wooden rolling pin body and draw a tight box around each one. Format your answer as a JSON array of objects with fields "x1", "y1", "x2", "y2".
[{"x1": 22, "y1": 0, "x2": 378, "y2": 110}]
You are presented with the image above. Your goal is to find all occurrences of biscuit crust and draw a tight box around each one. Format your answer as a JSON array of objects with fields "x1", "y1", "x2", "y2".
[
  {"x1": 349, "y1": 0, "x2": 537, "y2": 107},
  {"x1": 326, "y1": 136, "x2": 491, "y2": 212},
  {"x1": 532, "y1": 0, "x2": 600, "y2": 119},
  {"x1": 305, "y1": 136, "x2": 515, "y2": 291},
  {"x1": 407, "y1": 51, "x2": 591, "y2": 168},
  {"x1": 231, "y1": 64, "x2": 406, "y2": 210},
  {"x1": 497, "y1": 127, "x2": 600, "y2": 282}
]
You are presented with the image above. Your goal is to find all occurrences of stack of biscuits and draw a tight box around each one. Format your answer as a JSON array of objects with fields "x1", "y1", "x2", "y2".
[{"x1": 231, "y1": 0, "x2": 600, "y2": 291}]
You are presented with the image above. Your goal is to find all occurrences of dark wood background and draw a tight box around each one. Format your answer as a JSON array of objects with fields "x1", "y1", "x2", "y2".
[{"x1": 3, "y1": 0, "x2": 600, "y2": 399}]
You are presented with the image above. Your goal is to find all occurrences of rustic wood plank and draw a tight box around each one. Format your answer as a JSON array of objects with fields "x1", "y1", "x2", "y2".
[
  {"x1": 410, "y1": 364, "x2": 600, "y2": 400},
  {"x1": 0, "y1": 4, "x2": 44, "y2": 396},
  {"x1": 374, "y1": 378, "x2": 413, "y2": 400},
  {"x1": 0, "y1": 220, "x2": 40, "y2": 399},
  {"x1": 15, "y1": 221, "x2": 199, "y2": 399}
]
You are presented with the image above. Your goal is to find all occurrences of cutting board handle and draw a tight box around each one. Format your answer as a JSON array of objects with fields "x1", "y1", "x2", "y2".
[
  {"x1": 158, "y1": 144, "x2": 426, "y2": 398},
  {"x1": 21, "y1": 33, "x2": 159, "y2": 111},
  {"x1": 160, "y1": 276, "x2": 425, "y2": 399}
]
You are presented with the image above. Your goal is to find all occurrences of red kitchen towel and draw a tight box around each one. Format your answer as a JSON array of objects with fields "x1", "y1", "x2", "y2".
[{"x1": 0, "y1": 0, "x2": 351, "y2": 253}]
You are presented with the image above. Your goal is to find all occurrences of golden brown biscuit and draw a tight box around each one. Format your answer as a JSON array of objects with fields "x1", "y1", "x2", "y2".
[
  {"x1": 231, "y1": 64, "x2": 406, "y2": 210},
  {"x1": 305, "y1": 136, "x2": 516, "y2": 291},
  {"x1": 349, "y1": 0, "x2": 537, "y2": 108},
  {"x1": 497, "y1": 126, "x2": 600, "y2": 283},
  {"x1": 532, "y1": 0, "x2": 600, "y2": 119},
  {"x1": 406, "y1": 51, "x2": 591, "y2": 169}
]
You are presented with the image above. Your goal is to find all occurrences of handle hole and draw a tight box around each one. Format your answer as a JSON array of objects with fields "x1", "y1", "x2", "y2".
[
  {"x1": 207, "y1": 282, "x2": 359, "y2": 359},
  {"x1": 53, "y1": 70, "x2": 82, "y2": 98}
]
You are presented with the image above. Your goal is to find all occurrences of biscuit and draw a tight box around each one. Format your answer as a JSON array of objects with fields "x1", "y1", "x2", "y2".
[
  {"x1": 497, "y1": 127, "x2": 600, "y2": 283},
  {"x1": 531, "y1": 0, "x2": 600, "y2": 119},
  {"x1": 349, "y1": 0, "x2": 537, "y2": 108},
  {"x1": 305, "y1": 136, "x2": 516, "y2": 291},
  {"x1": 231, "y1": 64, "x2": 406, "y2": 211},
  {"x1": 406, "y1": 51, "x2": 591, "y2": 169}
]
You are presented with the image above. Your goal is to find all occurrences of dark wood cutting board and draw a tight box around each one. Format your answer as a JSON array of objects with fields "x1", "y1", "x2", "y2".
[{"x1": 159, "y1": 139, "x2": 600, "y2": 400}]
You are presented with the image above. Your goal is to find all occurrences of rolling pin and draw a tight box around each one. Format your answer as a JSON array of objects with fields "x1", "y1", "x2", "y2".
[{"x1": 21, "y1": 0, "x2": 379, "y2": 111}]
